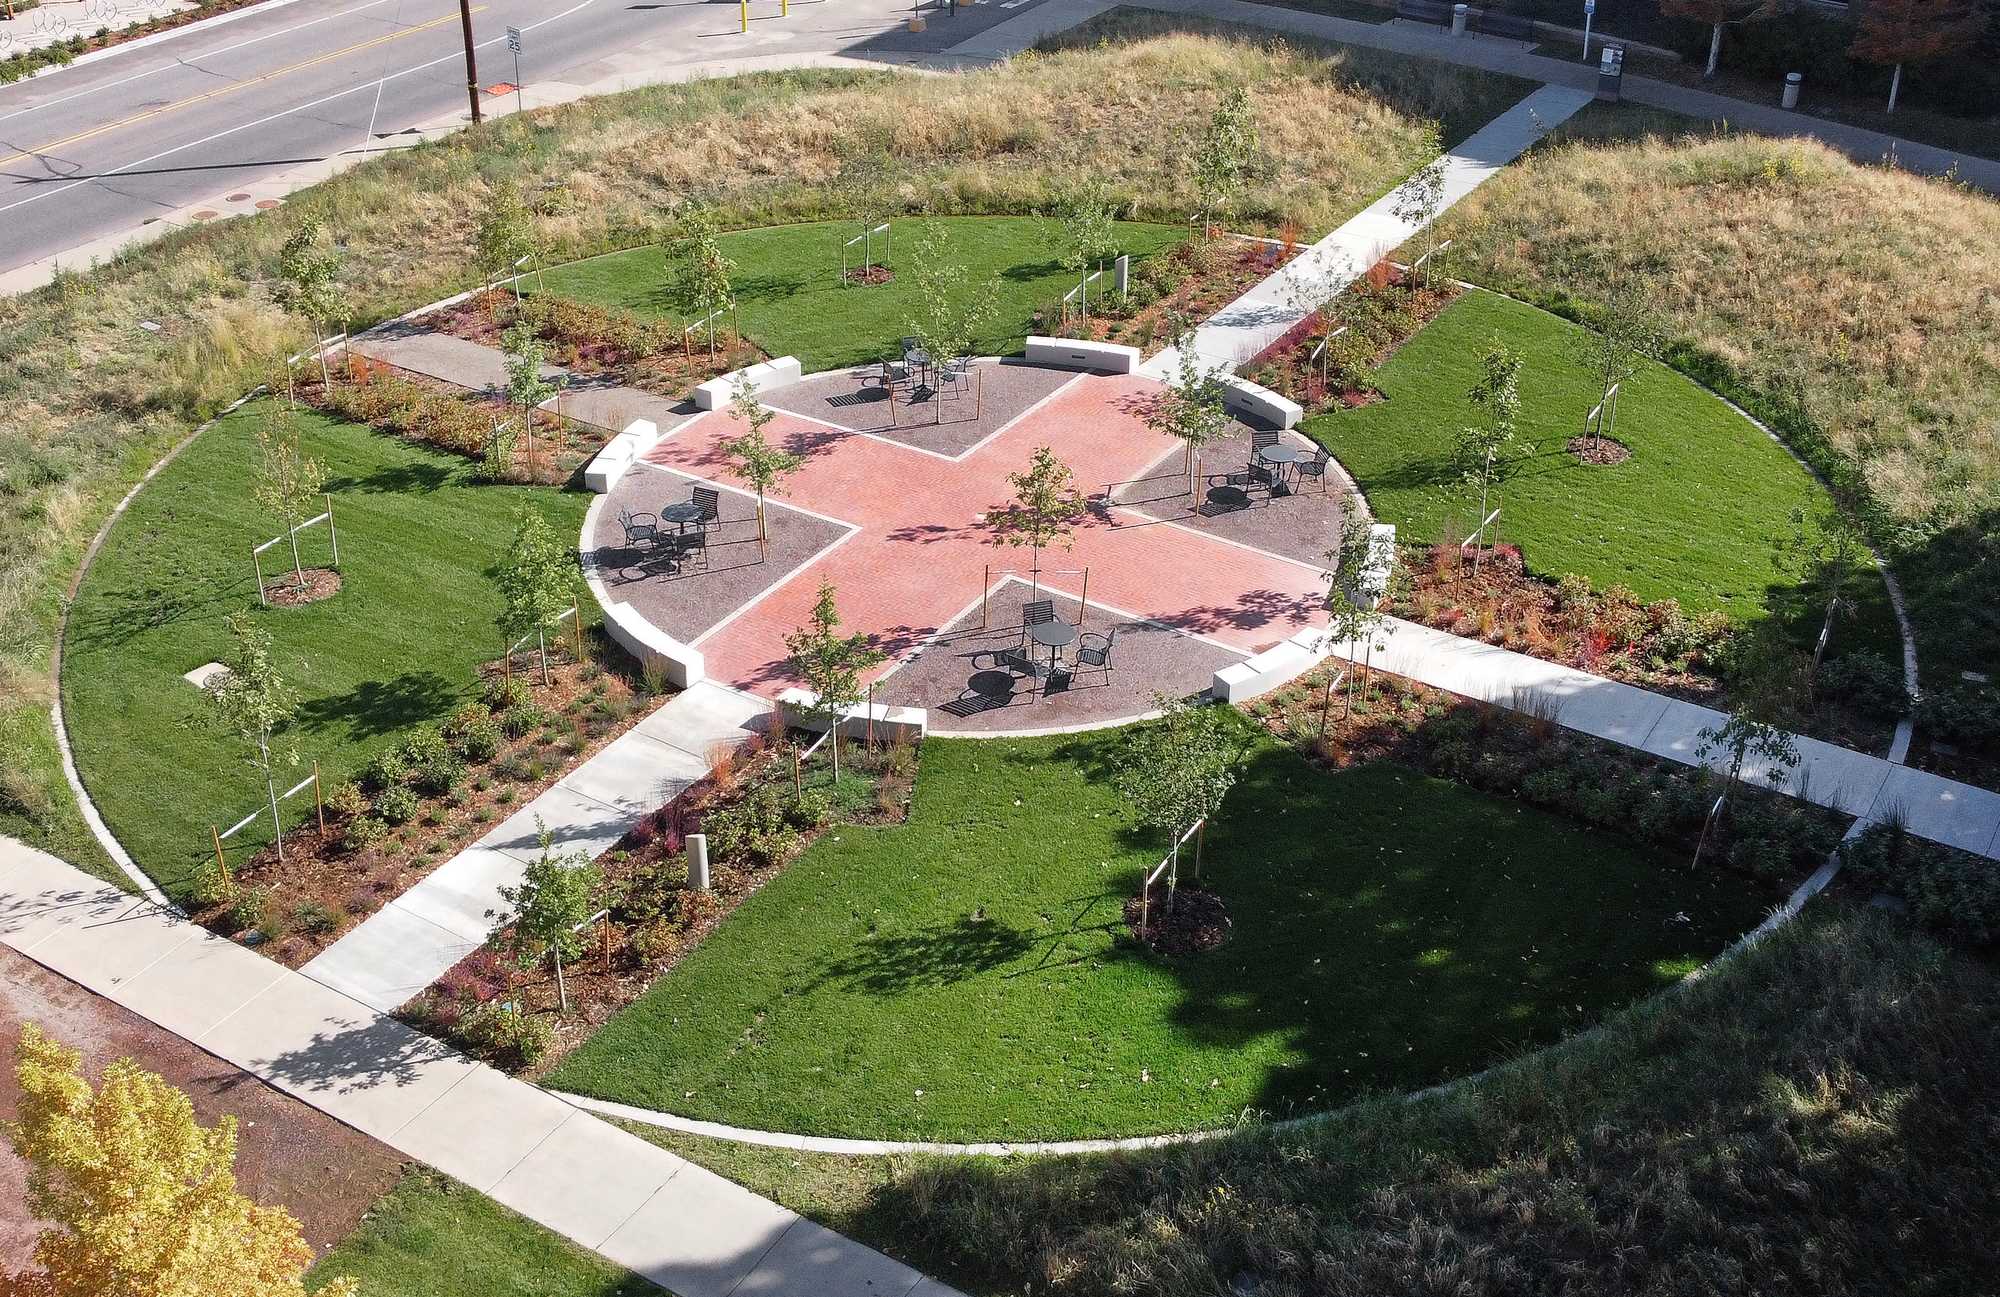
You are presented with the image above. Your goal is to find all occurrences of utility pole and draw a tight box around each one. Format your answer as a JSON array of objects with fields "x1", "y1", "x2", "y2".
[{"x1": 458, "y1": 0, "x2": 483, "y2": 125}]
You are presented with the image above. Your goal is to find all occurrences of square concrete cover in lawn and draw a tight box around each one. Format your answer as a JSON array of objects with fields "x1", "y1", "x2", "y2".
[
  {"x1": 108, "y1": 930, "x2": 288, "y2": 1043},
  {"x1": 556, "y1": 728, "x2": 710, "y2": 819},
  {"x1": 194, "y1": 971, "x2": 469, "y2": 1139},
  {"x1": 598, "y1": 1156, "x2": 798, "y2": 1297},
  {"x1": 488, "y1": 1111, "x2": 686, "y2": 1250},
  {"x1": 386, "y1": 1065, "x2": 577, "y2": 1193},
  {"x1": 299, "y1": 902, "x2": 484, "y2": 1014},
  {"x1": 19, "y1": 894, "x2": 199, "y2": 989},
  {"x1": 729, "y1": 1215, "x2": 934, "y2": 1297}
]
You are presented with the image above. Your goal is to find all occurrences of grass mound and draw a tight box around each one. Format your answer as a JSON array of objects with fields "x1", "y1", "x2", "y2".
[
  {"x1": 1311, "y1": 287, "x2": 1896, "y2": 648},
  {"x1": 60, "y1": 401, "x2": 586, "y2": 897},
  {"x1": 546, "y1": 729, "x2": 1772, "y2": 1142},
  {"x1": 1447, "y1": 124, "x2": 2000, "y2": 673}
]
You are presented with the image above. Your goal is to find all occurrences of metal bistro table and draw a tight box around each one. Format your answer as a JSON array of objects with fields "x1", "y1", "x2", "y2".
[
  {"x1": 1026, "y1": 617, "x2": 1078, "y2": 683},
  {"x1": 659, "y1": 500, "x2": 705, "y2": 533},
  {"x1": 1257, "y1": 443, "x2": 1303, "y2": 496}
]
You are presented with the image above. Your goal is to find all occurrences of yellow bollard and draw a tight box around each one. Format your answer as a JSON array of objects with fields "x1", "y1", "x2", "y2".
[{"x1": 740, "y1": 0, "x2": 747, "y2": 30}]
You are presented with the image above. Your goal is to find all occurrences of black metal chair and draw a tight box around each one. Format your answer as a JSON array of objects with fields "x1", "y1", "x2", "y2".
[
  {"x1": 692, "y1": 486, "x2": 721, "y2": 532},
  {"x1": 618, "y1": 507, "x2": 659, "y2": 550},
  {"x1": 1295, "y1": 449, "x2": 1332, "y2": 493},
  {"x1": 669, "y1": 530, "x2": 708, "y2": 573},
  {"x1": 1251, "y1": 429, "x2": 1281, "y2": 452},
  {"x1": 1021, "y1": 599, "x2": 1056, "y2": 632},
  {"x1": 1073, "y1": 627, "x2": 1117, "y2": 685}
]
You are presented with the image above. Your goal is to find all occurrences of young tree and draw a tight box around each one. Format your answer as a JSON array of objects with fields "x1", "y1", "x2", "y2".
[
  {"x1": 724, "y1": 377, "x2": 806, "y2": 557},
  {"x1": 1850, "y1": 0, "x2": 1987, "y2": 113},
  {"x1": 1139, "y1": 318, "x2": 1231, "y2": 502},
  {"x1": 1389, "y1": 124, "x2": 1448, "y2": 276},
  {"x1": 206, "y1": 613, "x2": 298, "y2": 865},
  {"x1": 1565, "y1": 284, "x2": 1654, "y2": 455},
  {"x1": 1322, "y1": 501, "x2": 1393, "y2": 719},
  {"x1": 1659, "y1": 0, "x2": 1779, "y2": 76},
  {"x1": 494, "y1": 508, "x2": 579, "y2": 686},
  {"x1": 1772, "y1": 503, "x2": 1872, "y2": 674},
  {"x1": 4, "y1": 1023, "x2": 358, "y2": 1297},
  {"x1": 1114, "y1": 694, "x2": 1247, "y2": 899},
  {"x1": 276, "y1": 216, "x2": 344, "y2": 385},
  {"x1": 1454, "y1": 340, "x2": 1521, "y2": 562},
  {"x1": 666, "y1": 202, "x2": 736, "y2": 361},
  {"x1": 1052, "y1": 183, "x2": 1118, "y2": 327},
  {"x1": 1187, "y1": 86, "x2": 1258, "y2": 238},
  {"x1": 486, "y1": 819, "x2": 602, "y2": 1014},
  {"x1": 988, "y1": 446, "x2": 1089, "y2": 597},
  {"x1": 253, "y1": 407, "x2": 326, "y2": 589},
  {"x1": 501, "y1": 320, "x2": 568, "y2": 475},
  {"x1": 1695, "y1": 620, "x2": 1808, "y2": 857},
  {"x1": 901, "y1": 222, "x2": 1001, "y2": 379},
  {"x1": 478, "y1": 188, "x2": 537, "y2": 298},
  {"x1": 783, "y1": 576, "x2": 886, "y2": 779}
]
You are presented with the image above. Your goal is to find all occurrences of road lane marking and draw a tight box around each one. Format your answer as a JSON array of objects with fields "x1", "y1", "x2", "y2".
[{"x1": 0, "y1": 7, "x2": 482, "y2": 168}]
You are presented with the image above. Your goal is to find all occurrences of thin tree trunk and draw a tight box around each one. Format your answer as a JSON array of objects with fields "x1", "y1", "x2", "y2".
[
  {"x1": 1886, "y1": 63, "x2": 1902, "y2": 114},
  {"x1": 538, "y1": 629, "x2": 551, "y2": 686},
  {"x1": 1705, "y1": 21, "x2": 1722, "y2": 76},
  {"x1": 288, "y1": 517, "x2": 305, "y2": 584},
  {"x1": 261, "y1": 733, "x2": 284, "y2": 864}
]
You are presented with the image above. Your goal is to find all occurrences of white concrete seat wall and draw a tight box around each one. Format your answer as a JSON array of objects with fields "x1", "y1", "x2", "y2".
[
  {"x1": 601, "y1": 602, "x2": 705, "y2": 690},
  {"x1": 777, "y1": 688, "x2": 928, "y2": 745},
  {"x1": 1211, "y1": 628, "x2": 1331, "y2": 703},
  {"x1": 692, "y1": 356, "x2": 805, "y2": 411},
  {"x1": 1024, "y1": 337, "x2": 1141, "y2": 374},
  {"x1": 582, "y1": 418, "x2": 661, "y2": 494},
  {"x1": 1220, "y1": 376, "x2": 1305, "y2": 430}
]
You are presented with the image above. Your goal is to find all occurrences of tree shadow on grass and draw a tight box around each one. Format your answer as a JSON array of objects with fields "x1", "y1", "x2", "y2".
[
  {"x1": 323, "y1": 462, "x2": 455, "y2": 495},
  {"x1": 297, "y1": 670, "x2": 463, "y2": 743},
  {"x1": 808, "y1": 915, "x2": 1036, "y2": 995},
  {"x1": 734, "y1": 271, "x2": 812, "y2": 302},
  {"x1": 67, "y1": 569, "x2": 251, "y2": 651}
]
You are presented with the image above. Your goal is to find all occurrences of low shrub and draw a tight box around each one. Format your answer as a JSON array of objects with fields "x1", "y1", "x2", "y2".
[
  {"x1": 1820, "y1": 650, "x2": 1911, "y2": 720},
  {"x1": 340, "y1": 814, "x2": 386, "y2": 853},
  {"x1": 291, "y1": 899, "x2": 339, "y2": 935},
  {"x1": 500, "y1": 702, "x2": 545, "y2": 740},
  {"x1": 453, "y1": 1001, "x2": 554, "y2": 1070},
  {"x1": 484, "y1": 675, "x2": 533, "y2": 710},
  {"x1": 1844, "y1": 822, "x2": 2000, "y2": 945},
  {"x1": 322, "y1": 779, "x2": 367, "y2": 818},
  {"x1": 376, "y1": 785, "x2": 420, "y2": 825},
  {"x1": 227, "y1": 885, "x2": 272, "y2": 933},
  {"x1": 361, "y1": 749, "x2": 408, "y2": 793},
  {"x1": 1917, "y1": 687, "x2": 2000, "y2": 752},
  {"x1": 704, "y1": 784, "x2": 812, "y2": 869}
]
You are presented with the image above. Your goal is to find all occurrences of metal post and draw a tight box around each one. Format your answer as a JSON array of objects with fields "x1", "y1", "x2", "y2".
[
  {"x1": 252, "y1": 546, "x2": 266, "y2": 606},
  {"x1": 740, "y1": 0, "x2": 747, "y2": 31},
  {"x1": 458, "y1": 0, "x2": 482, "y2": 125},
  {"x1": 572, "y1": 596, "x2": 585, "y2": 663},
  {"x1": 981, "y1": 565, "x2": 990, "y2": 628},
  {"x1": 867, "y1": 681, "x2": 876, "y2": 751},
  {"x1": 554, "y1": 948, "x2": 567, "y2": 1013}
]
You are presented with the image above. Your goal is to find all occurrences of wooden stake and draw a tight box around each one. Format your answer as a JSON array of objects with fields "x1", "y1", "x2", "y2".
[
  {"x1": 866, "y1": 682, "x2": 875, "y2": 752},
  {"x1": 1078, "y1": 568, "x2": 1089, "y2": 626},
  {"x1": 211, "y1": 827, "x2": 233, "y2": 896},
  {"x1": 572, "y1": 596, "x2": 586, "y2": 664},
  {"x1": 981, "y1": 565, "x2": 990, "y2": 628},
  {"x1": 313, "y1": 761, "x2": 325, "y2": 833},
  {"x1": 325, "y1": 494, "x2": 339, "y2": 566}
]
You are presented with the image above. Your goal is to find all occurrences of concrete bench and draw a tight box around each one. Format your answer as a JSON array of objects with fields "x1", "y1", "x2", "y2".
[
  {"x1": 691, "y1": 356, "x2": 805, "y2": 411},
  {"x1": 1023, "y1": 337, "x2": 1141, "y2": 374},
  {"x1": 777, "y1": 688, "x2": 928, "y2": 745},
  {"x1": 1220, "y1": 375, "x2": 1305, "y2": 430},
  {"x1": 1474, "y1": 9, "x2": 1537, "y2": 42},
  {"x1": 582, "y1": 418, "x2": 660, "y2": 494},
  {"x1": 601, "y1": 602, "x2": 705, "y2": 690},
  {"x1": 1211, "y1": 627, "x2": 1331, "y2": 704}
]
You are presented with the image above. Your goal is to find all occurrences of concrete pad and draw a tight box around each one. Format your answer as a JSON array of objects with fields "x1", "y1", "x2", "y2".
[
  {"x1": 730, "y1": 1216, "x2": 933, "y2": 1297},
  {"x1": 488, "y1": 1110, "x2": 684, "y2": 1249},
  {"x1": 1772, "y1": 737, "x2": 1894, "y2": 818},
  {"x1": 598, "y1": 1157, "x2": 796, "y2": 1297},
  {"x1": 19, "y1": 894, "x2": 196, "y2": 989},
  {"x1": 196, "y1": 971, "x2": 471, "y2": 1140},
  {"x1": 636, "y1": 680, "x2": 772, "y2": 762},
  {"x1": 298, "y1": 903, "x2": 482, "y2": 1013},
  {"x1": 387, "y1": 1066, "x2": 576, "y2": 1192},
  {"x1": 1542, "y1": 677, "x2": 1675, "y2": 750},
  {"x1": 561, "y1": 382, "x2": 696, "y2": 436},
  {"x1": 183, "y1": 661, "x2": 231, "y2": 689},
  {"x1": 1630, "y1": 699, "x2": 1720, "y2": 767},
  {"x1": 556, "y1": 728, "x2": 710, "y2": 819},
  {"x1": 483, "y1": 784, "x2": 635, "y2": 864},
  {"x1": 392, "y1": 846, "x2": 534, "y2": 942},
  {"x1": 1869, "y1": 766, "x2": 2000, "y2": 855},
  {"x1": 0, "y1": 873, "x2": 132, "y2": 952},
  {"x1": 109, "y1": 930, "x2": 287, "y2": 1042}
]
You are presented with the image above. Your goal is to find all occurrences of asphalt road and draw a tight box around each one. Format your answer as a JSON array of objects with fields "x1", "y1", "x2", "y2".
[{"x1": 0, "y1": 0, "x2": 1034, "y2": 275}]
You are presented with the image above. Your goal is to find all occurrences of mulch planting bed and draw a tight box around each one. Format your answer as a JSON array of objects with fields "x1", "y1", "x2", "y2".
[
  {"x1": 843, "y1": 266, "x2": 896, "y2": 285},
  {"x1": 400, "y1": 731, "x2": 920, "y2": 1077},
  {"x1": 1125, "y1": 884, "x2": 1231, "y2": 956},
  {"x1": 1242, "y1": 662, "x2": 1848, "y2": 889},
  {"x1": 0, "y1": 947, "x2": 404, "y2": 1269},
  {"x1": 186, "y1": 650, "x2": 670, "y2": 970},
  {"x1": 420, "y1": 289, "x2": 762, "y2": 404},
  {"x1": 1568, "y1": 435, "x2": 1632, "y2": 466},
  {"x1": 1240, "y1": 263, "x2": 1462, "y2": 415},
  {"x1": 1031, "y1": 230, "x2": 1302, "y2": 358},
  {"x1": 261, "y1": 566, "x2": 341, "y2": 607}
]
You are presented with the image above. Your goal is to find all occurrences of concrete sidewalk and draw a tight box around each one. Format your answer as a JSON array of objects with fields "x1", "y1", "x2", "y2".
[
  {"x1": 302, "y1": 681, "x2": 770, "y2": 1014},
  {"x1": 1326, "y1": 617, "x2": 2000, "y2": 859},
  {"x1": 1138, "y1": 80, "x2": 1595, "y2": 381},
  {"x1": 0, "y1": 835, "x2": 958, "y2": 1297}
]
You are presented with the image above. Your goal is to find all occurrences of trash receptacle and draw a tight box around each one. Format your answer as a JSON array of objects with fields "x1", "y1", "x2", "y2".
[
  {"x1": 1783, "y1": 71, "x2": 1802, "y2": 109},
  {"x1": 1595, "y1": 45, "x2": 1624, "y2": 103}
]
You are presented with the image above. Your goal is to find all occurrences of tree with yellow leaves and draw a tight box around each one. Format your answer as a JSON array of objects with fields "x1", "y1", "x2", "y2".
[{"x1": 1, "y1": 1023, "x2": 358, "y2": 1297}]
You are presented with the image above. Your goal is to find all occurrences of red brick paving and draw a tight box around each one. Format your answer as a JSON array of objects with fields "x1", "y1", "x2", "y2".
[{"x1": 637, "y1": 373, "x2": 1329, "y2": 696}]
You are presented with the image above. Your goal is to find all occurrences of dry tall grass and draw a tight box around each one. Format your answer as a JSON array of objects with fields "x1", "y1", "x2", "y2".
[
  {"x1": 0, "y1": 38, "x2": 1450, "y2": 873},
  {"x1": 1442, "y1": 128, "x2": 2000, "y2": 667}
]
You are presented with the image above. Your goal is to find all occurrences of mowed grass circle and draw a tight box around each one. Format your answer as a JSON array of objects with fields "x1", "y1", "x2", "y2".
[
  {"x1": 61, "y1": 402, "x2": 588, "y2": 897},
  {"x1": 546, "y1": 730, "x2": 1775, "y2": 1142},
  {"x1": 1310, "y1": 287, "x2": 1895, "y2": 644}
]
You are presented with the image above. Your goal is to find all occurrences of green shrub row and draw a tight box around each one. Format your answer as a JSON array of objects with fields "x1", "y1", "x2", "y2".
[{"x1": 1843, "y1": 821, "x2": 2000, "y2": 945}]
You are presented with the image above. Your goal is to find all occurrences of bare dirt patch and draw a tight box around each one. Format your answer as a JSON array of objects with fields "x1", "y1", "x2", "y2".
[
  {"x1": 1567, "y1": 435, "x2": 1631, "y2": 466},
  {"x1": 842, "y1": 266, "x2": 897, "y2": 286},
  {"x1": 1125, "y1": 885, "x2": 1231, "y2": 956},
  {"x1": 261, "y1": 566, "x2": 342, "y2": 607}
]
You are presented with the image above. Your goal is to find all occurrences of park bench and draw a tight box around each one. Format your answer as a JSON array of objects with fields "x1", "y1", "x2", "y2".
[
  {"x1": 1394, "y1": 0, "x2": 1454, "y2": 28},
  {"x1": 1474, "y1": 9, "x2": 1538, "y2": 43}
]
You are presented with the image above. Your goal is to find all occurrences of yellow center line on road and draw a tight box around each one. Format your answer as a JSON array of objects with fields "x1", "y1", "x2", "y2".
[{"x1": 0, "y1": 7, "x2": 486, "y2": 169}]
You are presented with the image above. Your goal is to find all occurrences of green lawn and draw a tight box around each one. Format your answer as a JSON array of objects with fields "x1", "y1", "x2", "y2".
[
  {"x1": 60, "y1": 402, "x2": 589, "y2": 898},
  {"x1": 540, "y1": 216, "x2": 1188, "y2": 372},
  {"x1": 307, "y1": 1171, "x2": 661, "y2": 1297},
  {"x1": 546, "y1": 728, "x2": 1775, "y2": 1142},
  {"x1": 1310, "y1": 289, "x2": 1898, "y2": 645}
]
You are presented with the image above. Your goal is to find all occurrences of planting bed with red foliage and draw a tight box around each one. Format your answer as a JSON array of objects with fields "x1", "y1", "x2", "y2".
[
  {"x1": 1241, "y1": 261, "x2": 1461, "y2": 415},
  {"x1": 1032, "y1": 229, "x2": 1302, "y2": 358}
]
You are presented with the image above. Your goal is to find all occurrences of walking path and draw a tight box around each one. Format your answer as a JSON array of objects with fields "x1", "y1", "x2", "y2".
[
  {"x1": 302, "y1": 680, "x2": 770, "y2": 1013},
  {"x1": 936, "y1": 0, "x2": 2000, "y2": 194},
  {"x1": 1324, "y1": 617, "x2": 2000, "y2": 859},
  {"x1": 1138, "y1": 80, "x2": 1596, "y2": 381},
  {"x1": 0, "y1": 835, "x2": 959, "y2": 1297}
]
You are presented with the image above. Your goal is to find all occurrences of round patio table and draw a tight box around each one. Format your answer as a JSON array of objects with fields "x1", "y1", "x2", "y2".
[
  {"x1": 1026, "y1": 618, "x2": 1078, "y2": 678},
  {"x1": 1258, "y1": 443, "x2": 1302, "y2": 496},
  {"x1": 659, "y1": 500, "x2": 705, "y2": 532}
]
